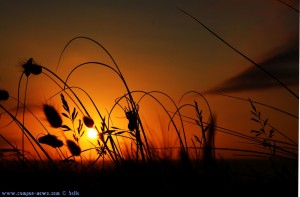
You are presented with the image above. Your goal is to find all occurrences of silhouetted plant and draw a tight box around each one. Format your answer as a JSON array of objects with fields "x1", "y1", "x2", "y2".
[
  {"x1": 83, "y1": 116, "x2": 94, "y2": 128},
  {"x1": 43, "y1": 104, "x2": 63, "y2": 129},
  {"x1": 0, "y1": 90, "x2": 9, "y2": 101},
  {"x1": 66, "y1": 140, "x2": 81, "y2": 156},
  {"x1": 0, "y1": 34, "x2": 297, "y2": 196},
  {"x1": 22, "y1": 58, "x2": 42, "y2": 77},
  {"x1": 0, "y1": 103, "x2": 57, "y2": 168},
  {"x1": 38, "y1": 134, "x2": 64, "y2": 148},
  {"x1": 248, "y1": 99, "x2": 297, "y2": 160}
]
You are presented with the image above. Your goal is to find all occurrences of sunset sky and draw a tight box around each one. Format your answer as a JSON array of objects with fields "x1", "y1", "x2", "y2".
[{"x1": 0, "y1": 0, "x2": 298, "y2": 160}]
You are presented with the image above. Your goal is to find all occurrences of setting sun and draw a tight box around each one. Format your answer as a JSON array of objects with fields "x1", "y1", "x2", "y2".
[{"x1": 87, "y1": 128, "x2": 98, "y2": 139}]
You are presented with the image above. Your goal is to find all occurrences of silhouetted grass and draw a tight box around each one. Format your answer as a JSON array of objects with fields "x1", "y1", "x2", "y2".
[{"x1": 0, "y1": 35, "x2": 297, "y2": 196}]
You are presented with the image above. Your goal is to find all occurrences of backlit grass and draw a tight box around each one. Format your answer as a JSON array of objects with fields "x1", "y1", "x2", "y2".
[{"x1": 0, "y1": 34, "x2": 297, "y2": 196}]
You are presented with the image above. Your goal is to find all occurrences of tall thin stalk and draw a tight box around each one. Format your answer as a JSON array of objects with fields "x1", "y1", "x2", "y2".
[{"x1": 177, "y1": 7, "x2": 299, "y2": 99}]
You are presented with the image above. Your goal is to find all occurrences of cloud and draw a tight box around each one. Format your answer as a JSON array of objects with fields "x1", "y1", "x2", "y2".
[{"x1": 204, "y1": 42, "x2": 299, "y2": 94}]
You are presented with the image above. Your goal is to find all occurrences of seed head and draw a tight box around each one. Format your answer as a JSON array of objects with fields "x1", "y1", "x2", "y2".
[
  {"x1": 126, "y1": 111, "x2": 137, "y2": 131},
  {"x1": 22, "y1": 58, "x2": 42, "y2": 76},
  {"x1": 0, "y1": 90, "x2": 9, "y2": 101},
  {"x1": 83, "y1": 116, "x2": 94, "y2": 128},
  {"x1": 43, "y1": 104, "x2": 62, "y2": 128},
  {"x1": 67, "y1": 140, "x2": 81, "y2": 156},
  {"x1": 38, "y1": 134, "x2": 63, "y2": 148}
]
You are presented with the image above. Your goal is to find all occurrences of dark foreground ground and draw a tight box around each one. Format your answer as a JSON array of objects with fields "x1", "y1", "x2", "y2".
[{"x1": 0, "y1": 159, "x2": 297, "y2": 197}]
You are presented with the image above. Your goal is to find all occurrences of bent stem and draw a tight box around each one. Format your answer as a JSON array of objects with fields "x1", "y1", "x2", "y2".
[
  {"x1": 136, "y1": 90, "x2": 188, "y2": 155},
  {"x1": 57, "y1": 36, "x2": 151, "y2": 161},
  {"x1": 42, "y1": 66, "x2": 90, "y2": 117},
  {"x1": 111, "y1": 91, "x2": 187, "y2": 157}
]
